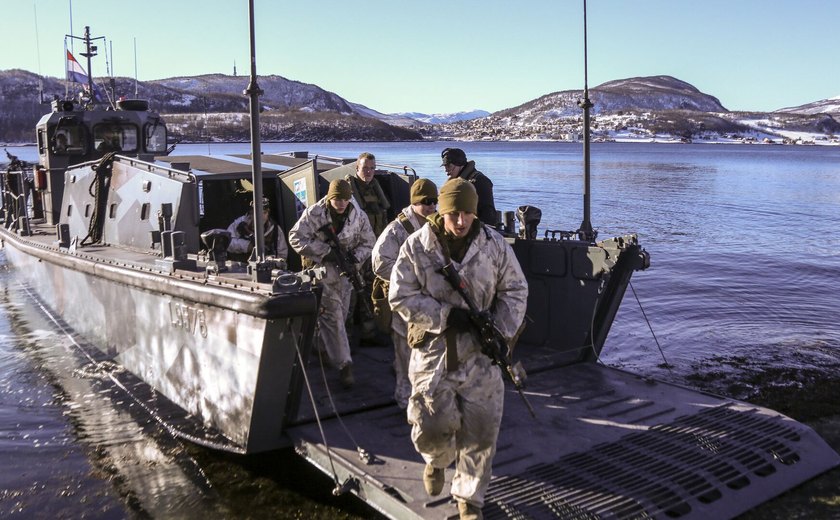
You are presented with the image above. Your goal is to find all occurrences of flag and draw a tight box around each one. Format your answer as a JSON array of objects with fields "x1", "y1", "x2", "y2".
[
  {"x1": 66, "y1": 50, "x2": 105, "y2": 103},
  {"x1": 66, "y1": 50, "x2": 88, "y2": 84}
]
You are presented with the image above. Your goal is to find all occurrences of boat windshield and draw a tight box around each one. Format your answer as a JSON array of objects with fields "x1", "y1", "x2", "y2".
[
  {"x1": 145, "y1": 120, "x2": 167, "y2": 154},
  {"x1": 93, "y1": 124, "x2": 138, "y2": 153},
  {"x1": 50, "y1": 125, "x2": 88, "y2": 156}
]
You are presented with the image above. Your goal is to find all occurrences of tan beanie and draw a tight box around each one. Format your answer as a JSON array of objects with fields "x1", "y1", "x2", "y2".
[
  {"x1": 438, "y1": 178, "x2": 477, "y2": 214},
  {"x1": 327, "y1": 178, "x2": 352, "y2": 201},
  {"x1": 410, "y1": 178, "x2": 438, "y2": 204}
]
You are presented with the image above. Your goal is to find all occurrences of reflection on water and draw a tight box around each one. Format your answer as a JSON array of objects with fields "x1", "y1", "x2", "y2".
[{"x1": 0, "y1": 261, "x2": 215, "y2": 517}]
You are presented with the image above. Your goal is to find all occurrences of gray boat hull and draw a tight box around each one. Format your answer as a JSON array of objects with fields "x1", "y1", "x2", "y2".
[{"x1": 2, "y1": 231, "x2": 317, "y2": 453}]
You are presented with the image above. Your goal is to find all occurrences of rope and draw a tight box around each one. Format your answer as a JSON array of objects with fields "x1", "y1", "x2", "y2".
[
  {"x1": 18, "y1": 282, "x2": 225, "y2": 471},
  {"x1": 81, "y1": 153, "x2": 116, "y2": 246},
  {"x1": 293, "y1": 330, "x2": 342, "y2": 490},
  {"x1": 629, "y1": 281, "x2": 673, "y2": 373},
  {"x1": 315, "y1": 346, "x2": 371, "y2": 464}
]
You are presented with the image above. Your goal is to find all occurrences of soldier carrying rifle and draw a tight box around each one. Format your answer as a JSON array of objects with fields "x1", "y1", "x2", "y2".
[
  {"x1": 289, "y1": 179, "x2": 375, "y2": 388},
  {"x1": 389, "y1": 178, "x2": 529, "y2": 520}
]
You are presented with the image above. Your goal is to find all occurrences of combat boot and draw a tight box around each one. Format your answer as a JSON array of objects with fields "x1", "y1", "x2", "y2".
[
  {"x1": 339, "y1": 363, "x2": 354, "y2": 388},
  {"x1": 458, "y1": 501, "x2": 483, "y2": 520},
  {"x1": 422, "y1": 464, "x2": 444, "y2": 496}
]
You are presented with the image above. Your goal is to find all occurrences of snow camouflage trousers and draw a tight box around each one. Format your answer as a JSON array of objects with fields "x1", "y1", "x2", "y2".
[{"x1": 407, "y1": 353, "x2": 504, "y2": 507}]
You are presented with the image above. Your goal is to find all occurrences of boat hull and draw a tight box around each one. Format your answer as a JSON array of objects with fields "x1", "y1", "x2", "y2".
[{"x1": 1, "y1": 230, "x2": 317, "y2": 453}]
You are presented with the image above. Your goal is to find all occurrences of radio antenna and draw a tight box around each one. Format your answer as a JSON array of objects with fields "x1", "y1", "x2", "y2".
[
  {"x1": 578, "y1": 0, "x2": 596, "y2": 242},
  {"x1": 245, "y1": 0, "x2": 269, "y2": 281}
]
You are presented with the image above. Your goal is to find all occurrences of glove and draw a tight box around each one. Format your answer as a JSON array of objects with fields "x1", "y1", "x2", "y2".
[
  {"x1": 322, "y1": 249, "x2": 338, "y2": 264},
  {"x1": 345, "y1": 251, "x2": 359, "y2": 265},
  {"x1": 236, "y1": 221, "x2": 251, "y2": 239},
  {"x1": 447, "y1": 308, "x2": 473, "y2": 332}
]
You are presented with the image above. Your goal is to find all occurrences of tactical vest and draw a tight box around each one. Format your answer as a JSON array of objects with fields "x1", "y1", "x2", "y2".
[
  {"x1": 347, "y1": 174, "x2": 390, "y2": 236},
  {"x1": 371, "y1": 212, "x2": 416, "y2": 333}
]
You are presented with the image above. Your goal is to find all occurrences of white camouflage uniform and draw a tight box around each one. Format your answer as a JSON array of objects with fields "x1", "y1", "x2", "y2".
[
  {"x1": 288, "y1": 197, "x2": 375, "y2": 368},
  {"x1": 371, "y1": 206, "x2": 426, "y2": 408},
  {"x1": 389, "y1": 221, "x2": 528, "y2": 508},
  {"x1": 226, "y1": 213, "x2": 288, "y2": 260}
]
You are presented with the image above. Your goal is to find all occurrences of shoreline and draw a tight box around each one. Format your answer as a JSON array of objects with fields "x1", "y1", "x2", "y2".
[{"x1": 4, "y1": 138, "x2": 839, "y2": 149}]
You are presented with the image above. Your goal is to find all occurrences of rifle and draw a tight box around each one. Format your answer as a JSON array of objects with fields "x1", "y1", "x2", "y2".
[
  {"x1": 440, "y1": 262, "x2": 536, "y2": 418},
  {"x1": 319, "y1": 223, "x2": 375, "y2": 322}
]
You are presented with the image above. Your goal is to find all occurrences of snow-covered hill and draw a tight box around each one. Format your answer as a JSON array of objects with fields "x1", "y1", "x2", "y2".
[
  {"x1": 775, "y1": 96, "x2": 840, "y2": 116},
  {"x1": 394, "y1": 110, "x2": 490, "y2": 124}
]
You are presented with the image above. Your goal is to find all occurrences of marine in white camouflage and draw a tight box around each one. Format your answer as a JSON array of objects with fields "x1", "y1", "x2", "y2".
[
  {"x1": 371, "y1": 179, "x2": 438, "y2": 408},
  {"x1": 226, "y1": 211, "x2": 288, "y2": 260},
  {"x1": 288, "y1": 180, "x2": 375, "y2": 385},
  {"x1": 389, "y1": 178, "x2": 528, "y2": 512}
]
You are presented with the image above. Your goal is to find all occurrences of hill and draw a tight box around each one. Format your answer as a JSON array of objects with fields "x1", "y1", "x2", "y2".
[
  {"x1": 0, "y1": 70, "x2": 422, "y2": 143},
  {"x1": 1, "y1": 70, "x2": 838, "y2": 144},
  {"x1": 432, "y1": 76, "x2": 840, "y2": 143}
]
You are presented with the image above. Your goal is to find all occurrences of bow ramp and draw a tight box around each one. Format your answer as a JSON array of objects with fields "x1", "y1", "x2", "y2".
[{"x1": 287, "y1": 361, "x2": 839, "y2": 519}]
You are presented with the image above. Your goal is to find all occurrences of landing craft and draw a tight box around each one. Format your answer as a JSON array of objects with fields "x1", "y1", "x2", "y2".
[{"x1": 2, "y1": 8, "x2": 839, "y2": 520}]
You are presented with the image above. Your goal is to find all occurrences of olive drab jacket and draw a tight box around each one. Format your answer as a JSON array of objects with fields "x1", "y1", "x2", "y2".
[
  {"x1": 371, "y1": 206, "x2": 426, "y2": 337},
  {"x1": 389, "y1": 220, "x2": 528, "y2": 396},
  {"x1": 346, "y1": 173, "x2": 390, "y2": 236},
  {"x1": 288, "y1": 197, "x2": 375, "y2": 284}
]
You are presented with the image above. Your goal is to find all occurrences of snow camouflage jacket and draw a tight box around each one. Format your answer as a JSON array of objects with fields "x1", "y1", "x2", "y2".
[
  {"x1": 371, "y1": 206, "x2": 427, "y2": 337},
  {"x1": 288, "y1": 197, "x2": 375, "y2": 285},
  {"x1": 389, "y1": 220, "x2": 528, "y2": 396}
]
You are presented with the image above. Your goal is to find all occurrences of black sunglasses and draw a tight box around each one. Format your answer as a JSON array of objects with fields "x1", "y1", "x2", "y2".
[{"x1": 419, "y1": 198, "x2": 438, "y2": 206}]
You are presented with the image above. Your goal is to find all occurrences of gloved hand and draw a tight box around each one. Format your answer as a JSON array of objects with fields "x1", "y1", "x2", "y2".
[
  {"x1": 447, "y1": 308, "x2": 473, "y2": 332},
  {"x1": 345, "y1": 251, "x2": 358, "y2": 265},
  {"x1": 236, "y1": 221, "x2": 251, "y2": 239},
  {"x1": 322, "y1": 249, "x2": 338, "y2": 264}
]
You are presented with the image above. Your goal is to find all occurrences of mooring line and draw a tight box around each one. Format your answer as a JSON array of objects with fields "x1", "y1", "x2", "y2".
[
  {"x1": 18, "y1": 283, "x2": 221, "y2": 485},
  {"x1": 293, "y1": 335, "x2": 343, "y2": 490},
  {"x1": 315, "y1": 346, "x2": 371, "y2": 465},
  {"x1": 629, "y1": 280, "x2": 673, "y2": 373}
]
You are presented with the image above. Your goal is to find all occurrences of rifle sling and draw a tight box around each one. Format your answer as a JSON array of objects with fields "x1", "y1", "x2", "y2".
[
  {"x1": 428, "y1": 219, "x2": 462, "y2": 373},
  {"x1": 445, "y1": 327, "x2": 459, "y2": 372}
]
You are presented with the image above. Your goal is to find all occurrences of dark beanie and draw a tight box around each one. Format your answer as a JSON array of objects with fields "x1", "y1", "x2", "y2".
[
  {"x1": 438, "y1": 178, "x2": 478, "y2": 214},
  {"x1": 440, "y1": 147, "x2": 467, "y2": 167},
  {"x1": 410, "y1": 178, "x2": 438, "y2": 204},
  {"x1": 327, "y1": 179, "x2": 352, "y2": 201}
]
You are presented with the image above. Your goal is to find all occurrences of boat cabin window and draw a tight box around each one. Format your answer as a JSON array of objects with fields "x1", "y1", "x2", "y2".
[
  {"x1": 50, "y1": 126, "x2": 87, "y2": 156},
  {"x1": 145, "y1": 120, "x2": 167, "y2": 154},
  {"x1": 93, "y1": 124, "x2": 138, "y2": 153}
]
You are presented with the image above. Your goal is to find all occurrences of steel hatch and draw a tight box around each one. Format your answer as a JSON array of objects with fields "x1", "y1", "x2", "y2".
[{"x1": 286, "y1": 363, "x2": 840, "y2": 520}]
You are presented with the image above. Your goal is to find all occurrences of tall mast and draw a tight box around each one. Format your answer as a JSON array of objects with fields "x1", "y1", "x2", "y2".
[
  {"x1": 578, "y1": 0, "x2": 595, "y2": 242},
  {"x1": 68, "y1": 26, "x2": 106, "y2": 103},
  {"x1": 245, "y1": 0, "x2": 269, "y2": 281},
  {"x1": 79, "y1": 26, "x2": 95, "y2": 97},
  {"x1": 134, "y1": 37, "x2": 139, "y2": 96}
]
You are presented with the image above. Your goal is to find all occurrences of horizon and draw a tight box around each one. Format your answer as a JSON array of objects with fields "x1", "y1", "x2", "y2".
[{"x1": 1, "y1": 0, "x2": 838, "y2": 115}]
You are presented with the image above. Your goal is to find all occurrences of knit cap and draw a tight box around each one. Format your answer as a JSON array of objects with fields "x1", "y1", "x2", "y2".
[
  {"x1": 327, "y1": 178, "x2": 352, "y2": 201},
  {"x1": 410, "y1": 178, "x2": 438, "y2": 204},
  {"x1": 437, "y1": 177, "x2": 477, "y2": 214}
]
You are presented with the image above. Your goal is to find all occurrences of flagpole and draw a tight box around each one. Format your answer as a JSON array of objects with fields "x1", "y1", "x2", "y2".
[{"x1": 64, "y1": 39, "x2": 69, "y2": 99}]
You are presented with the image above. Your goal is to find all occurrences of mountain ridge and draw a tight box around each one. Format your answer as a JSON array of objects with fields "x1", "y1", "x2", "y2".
[{"x1": 1, "y1": 69, "x2": 837, "y2": 144}]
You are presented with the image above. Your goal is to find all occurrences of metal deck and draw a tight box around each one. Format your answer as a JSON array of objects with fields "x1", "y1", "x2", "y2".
[{"x1": 288, "y1": 362, "x2": 840, "y2": 520}]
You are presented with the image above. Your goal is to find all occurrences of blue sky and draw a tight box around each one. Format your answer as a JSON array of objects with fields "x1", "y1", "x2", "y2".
[{"x1": 1, "y1": 0, "x2": 838, "y2": 115}]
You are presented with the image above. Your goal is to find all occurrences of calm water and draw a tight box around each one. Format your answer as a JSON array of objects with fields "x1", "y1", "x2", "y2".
[{"x1": 2, "y1": 141, "x2": 840, "y2": 516}]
